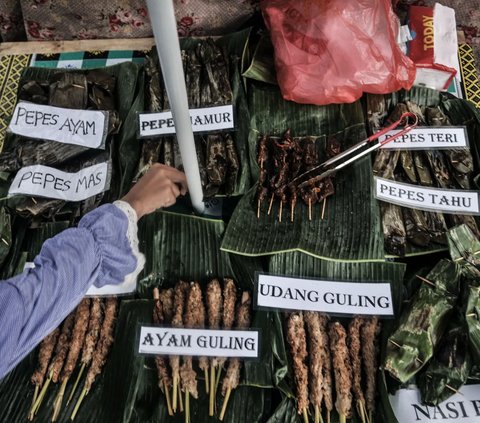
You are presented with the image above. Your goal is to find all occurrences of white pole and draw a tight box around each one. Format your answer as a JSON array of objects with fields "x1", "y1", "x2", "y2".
[{"x1": 146, "y1": 0, "x2": 205, "y2": 214}]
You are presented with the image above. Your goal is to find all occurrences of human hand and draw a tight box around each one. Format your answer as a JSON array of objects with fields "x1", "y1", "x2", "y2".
[{"x1": 122, "y1": 164, "x2": 188, "y2": 219}]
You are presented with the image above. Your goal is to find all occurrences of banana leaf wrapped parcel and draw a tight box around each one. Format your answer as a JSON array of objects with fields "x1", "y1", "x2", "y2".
[
  {"x1": 417, "y1": 323, "x2": 471, "y2": 405},
  {"x1": 384, "y1": 259, "x2": 460, "y2": 383}
]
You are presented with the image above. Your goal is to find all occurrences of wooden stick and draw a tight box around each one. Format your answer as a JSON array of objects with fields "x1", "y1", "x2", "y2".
[
  {"x1": 71, "y1": 388, "x2": 88, "y2": 420},
  {"x1": 172, "y1": 374, "x2": 178, "y2": 412},
  {"x1": 67, "y1": 363, "x2": 85, "y2": 406},
  {"x1": 314, "y1": 405, "x2": 322, "y2": 423},
  {"x1": 214, "y1": 367, "x2": 223, "y2": 395},
  {"x1": 279, "y1": 201, "x2": 283, "y2": 222},
  {"x1": 219, "y1": 387, "x2": 231, "y2": 421},
  {"x1": 308, "y1": 198, "x2": 312, "y2": 221},
  {"x1": 185, "y1": 391, "x2": 190, "y2": 423},
  {"x1": 415, "y1": 275, "x2": 436, "y2": 288},
  {"x1": 388, "y1": 339, "x2": 403, "y2": 349},
  {"x1": 321, "y1": 198, "x2": 327, "y2": 220},
  {"x1": 164, "y1": 381, "x2": 173, "y2": 416},
  {"x1": 178, "y1": 379, "x2": 184, "y2": 413},
  {"x1": 1, "y1": 237, "x2": 9, "y2": 246},
  {"x1": 303, "y1": 408, "x2": 309, "y2": 423},
  {"x1": 209, "y1": 365, "x2": 216, "y2": 416},
  {"x1": 326, "y1": 410, "x2": 330, "y2": 423},
  {"x1": 32, "y1": 371, "x2": 52, "y2": 415},
  {"x1": 267, "y1": 194, "x2": 274, "y2": 215},
  {"x1": 257, "y1": 198, "x2": 261, "y2": 219},
  {"x1": 339, "y1": 413, "x2": 346, "y2": 423},
  {"x1": 204, "y1": 367, "x2": 209, "y2": 394},
  {"x1": 52, "y1": 379, "x2": 68, "y2": 422},
  {"x1": 290, "y1": 202, "x2": 295, "y2": 222},
  {"x1": 357, "y1": 400, "x2": 367, "y2": 423},
  {"x1": 28, "y1": 386, "x2": 39, "y2": 421}
]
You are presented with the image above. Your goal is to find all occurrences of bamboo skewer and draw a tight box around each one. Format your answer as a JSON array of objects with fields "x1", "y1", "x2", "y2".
[
  {"x1": 31, "y1": 371, "x2": 52, "y2": 416},
  {"x1": 172, "y1": 375, "x2": 179, "y2": 412},
  {"x1": 321, "y1": 198, "x2": 327, "y2": 220},
  {"x1": 415, "y1": 275, "x2": 436, "y2": 287},
  {"x1": 209, "y1": 366, "x2": 216, "y2": 416},
  {"x1": 204, "y1": 368, "x2": 209, "y2": 393},
  {"x1": 178, "y1": 380, "x2": 184, "y2": 412},
  {"x1": 279, "y1": 201, "x2": 283, "y2": 222},
  {"x1": 185, "y1": 391, "x2": 190, "y2": 423},
  {"x1": 219, "y1": 387, "x2": 231, "y2": 421},
  {"x1": 164, "y1": 380, "x2": 173, "y2": 416},
  {"x1": 257, "y1": 198, "x2": 261, "y2": 219},
  {"x1": 308, "y1": 198, "x2": 312, "y2": 221},
  {"x1": 67, "y1": 363, "x2": 85, "y2": 406},
  {"x1": 303, "y1": 408, "x2": 309, "y2": 423},
  {"x1": 52, "y1": 379, "x2": 68, "y2": 422},
  {"x1": 268, "y1": 194, "x2": 274, "y2": 215}
]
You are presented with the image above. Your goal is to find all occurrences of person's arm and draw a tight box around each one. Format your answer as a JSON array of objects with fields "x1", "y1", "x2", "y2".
[{"x1": 0, "y1": 164, "x2": 187, "y2": 379}]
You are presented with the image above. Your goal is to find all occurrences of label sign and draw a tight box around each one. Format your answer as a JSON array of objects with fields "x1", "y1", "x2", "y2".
[
  {"x1": 375, "y1": 177, "x2": 480, "y2": 215},
  {"x1": 379, "y1": 126, "x2": 468, "y2": 150},
  {"x1": 256, "y1": 274, "x2": 394, "y2": 316},
  {"x1": 390, "y1": 385, "x2": 480, "y2": 422},
  {"x1": 138, "y1": 104, "x2": 234, "y2": 137},
  {"x1": 8, "y1": 101, "x2": 108, "y2": 149},
  {"x1": 138, "y1": 327, "x2": 259, "y2": 358},
  {"x1": 9, "y1": 162, "x2": 110, "y2": 202}
]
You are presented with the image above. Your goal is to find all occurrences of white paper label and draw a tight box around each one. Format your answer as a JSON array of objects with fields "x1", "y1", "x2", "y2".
[
  {"x1": 256, "y1": 274, "x2": 394, "y2": 316},
  {"x1": 9, "y1": 162, "x2": 110, "y2": 202},
  {"x1": 23, "y1": 260, "x2": 136, "y2": 296},
  {"x1": 8, "y1": 102, "x2": 108, "y2": 149},
  {"x1": 375, "y1": 177, "x2": 480, "y2": 215},
  {"x1": 379, "y1": 126, "x2": 468, "y2": 149},
  {"x1": 138, "y1": 327, "x2": 259, "y2": 358},
  {"x1": 390, "y1": 385, "x2": 480, "y2": 422},
  {"x1": 138, "y1": 105, "x2": 234, "y2": 137}
]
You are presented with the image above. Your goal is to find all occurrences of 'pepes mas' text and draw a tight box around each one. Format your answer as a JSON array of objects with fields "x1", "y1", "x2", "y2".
[{"x1": 9, "y1": 162, "x2": 110, "y2": 202}]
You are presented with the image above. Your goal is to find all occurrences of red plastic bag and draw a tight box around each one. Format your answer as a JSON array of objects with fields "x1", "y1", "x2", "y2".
[{"x1": 261, "y1": 0, "x2": 416, "y2": 105}]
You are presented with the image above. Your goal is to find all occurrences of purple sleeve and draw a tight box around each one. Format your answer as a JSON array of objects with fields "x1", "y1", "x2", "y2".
[{"x1": 0, "y1": 203, "x2": 137, "y2": 379}]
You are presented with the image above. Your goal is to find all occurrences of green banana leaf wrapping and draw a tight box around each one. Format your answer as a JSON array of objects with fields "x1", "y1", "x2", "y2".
[
  {"x1": 417, "y1": 324, "x2": 471, "y2": 405},
  {"x1": 370, "y1": 88, "x2": 480, "y2": 258},
  {"x1": 384, "y1": 259, "x2": 461, "y2": 383},
  {"x1": 466, "y1": 286, "x2": 480, "y2": 362},
  {"x1": 268, "y1": 251, "x2": 406, "y2": 422},
  {"x1": 221, "y1": 81, "x2": 384, "y2": 261},
  {"x1": 2, "y1": 62, "x2": 144, "y2": 202},
  {"x1": 0, "y1": 207, "x2": 11, "y2": 267}
]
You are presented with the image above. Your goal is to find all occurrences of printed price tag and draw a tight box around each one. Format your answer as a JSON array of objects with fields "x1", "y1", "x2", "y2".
[
  {"x1": 138, "y1": 327, "x2": 260, "y2": 358},
  {"x1": 255, "y1": 273, "x2": 394, "y2": 317},
  {"x1": 8, "y1": 101, "x2": 108, "y2": 149},
  {"x1": 390, "y1": 385, "x2": 480, "y2": 422},
  {"x1": 9, "y1": 162, "x2": 110, "y2": 202},
  {"x1": 379, "y1": 126, "x2": 468, "y2": 150},
  {"x1": 138, "y1": 105, "x2": 234, "y2": 137},
  {"x1": 374, "y1": 176, "x2": 480, "y2": 215}
]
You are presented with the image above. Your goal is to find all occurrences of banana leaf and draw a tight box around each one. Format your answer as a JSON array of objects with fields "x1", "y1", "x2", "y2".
[
  {"x1": 243, "y1": 33, "x2": 277, "y2": 85},
  {"x1": 384, "y1": 259, "x2": 461, "y2": 383},
  {"x1": 372, "y1": 87, "x2": 480, "y2": 258},
  {"x1": 417, "y1": 323, "x2": 471, "y2": 405},
  {"x1": 145, "y1": 28, "x2": 252, "y2": 197},
  {"x1": 137, "y1": 209, "x2": 274, "y2": 389},
  {"x1": 267, "y1": 252, "x2": 406, "y2": 422},
  {"x1": 222, "y1": 81, "x2": 384, "y2": 261},
  {"x1": 2, "y1": 62, "x2": 143, "y2": 203},
  {"x1": 0, "y1": 206, "x2": 11, "y2": 267},
  {"x1": 447, "y1": 224, "x2": 480, "y2": 264},
  {"x1": 466, "y1": 286, "x2": 480, "y2": 363}
]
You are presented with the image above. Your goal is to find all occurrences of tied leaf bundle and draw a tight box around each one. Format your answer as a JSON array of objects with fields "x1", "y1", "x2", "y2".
[
  {"x1": 417, "y1": 323, "x2": 471, "y2": 405},
  {"x1": 385, "y1": 260, "x2": 460, "y2": 383}
]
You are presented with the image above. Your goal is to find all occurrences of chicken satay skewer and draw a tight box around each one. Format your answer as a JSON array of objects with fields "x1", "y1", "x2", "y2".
[
  {"x1": 329, "y1": 322, "x2": 353, "y2": 423},
  {"x1": 318, "y1": 314, "x2": 333, "y2": 423},
  {"x1": 214, "y1": 279, "x2": 237, "y2": 391},
  {"x1": 28, "y1": 328, "x2": 61, "y2": 420},
  {"x1": 153, "y1": 288, "x2": 173, "y2": 416},
  {"x1": 71, "y1": 297, "x2": 118, "y2": 420},
  {"x1": 180, "y1": 282, "x2": 203, "y2": 423},
  {"x1": 52, "y1": 298, "x2": 91, "y2": 421},
  {"x1": 207, "y1": 279, "x2": 223, "y2": 416},
  {"x1": 219, "y1": 291, "x2": 252, "y2": 421},
  {"x1": 31, "y1": 311, "x2": 76, "y2": 416},
  {"x1": 304, "y1": 312, "x2": 326, "y2": 423},
  {"x1": 171, "y1": 281, "x2": 189, "y2": 412},
  {"x1": 348, "y1": 317, "x2": 367, "y2": 423},
  {"x1": 284, "y1": 312, "x2": 309, "y2": 423},
  {"x1": 362, "y1": 317, "x2": 381, "y2": 423},
  {"x1": 67, "y1": 298, "x2": 103, "y2": 405}
]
